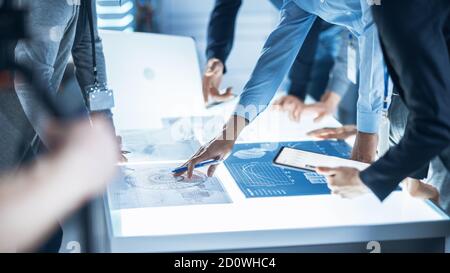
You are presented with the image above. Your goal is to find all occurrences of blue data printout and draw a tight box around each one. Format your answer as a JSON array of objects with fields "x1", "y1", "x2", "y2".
[{"x1": 224, "y1": 140, "x2": 352, "y2": 198}]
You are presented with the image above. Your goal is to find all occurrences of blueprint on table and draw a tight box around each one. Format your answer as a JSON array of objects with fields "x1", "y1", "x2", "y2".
[
  {"x1": 108, "y1": 162, "x2": 231, "y2": 209},
  {"x1": 224, "y1": 140, "x2": 352, "y2": 198}
]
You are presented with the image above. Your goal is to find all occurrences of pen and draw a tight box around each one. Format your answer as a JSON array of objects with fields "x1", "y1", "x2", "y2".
[{"x1": 171, "y1": 159, "x2": 223, "y2": 174}]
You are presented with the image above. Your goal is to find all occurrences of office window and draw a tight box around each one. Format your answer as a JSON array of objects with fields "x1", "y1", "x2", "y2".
[{"x1": 97, "y1": 0, "x2": 136, "y2": 31}]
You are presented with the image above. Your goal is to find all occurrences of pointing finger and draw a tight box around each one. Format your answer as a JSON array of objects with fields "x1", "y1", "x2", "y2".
[{"x1": 207, "y1": 164, "x2": 219, "y2": 177}]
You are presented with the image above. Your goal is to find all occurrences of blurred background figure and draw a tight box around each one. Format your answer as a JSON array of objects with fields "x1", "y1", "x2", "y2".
[
  {"x1": 275, "y1": 30, "x2": 358, "y2": 126},
  {"x1": 0, "y1": 116, "x2": 119, "y2": 253},
  {"x1": 135, "y1": 0, "x2": 154, "y2": 33}
]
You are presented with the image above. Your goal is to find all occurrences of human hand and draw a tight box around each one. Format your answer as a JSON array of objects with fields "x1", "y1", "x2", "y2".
[
  {"x1": 402, "y1": 178, "x2": 440, "y2": 203},
  {"x1": 303, "y1": 91, "x2": 341, "y2": 122},
  {"x1": 47, "y1": 115, "x2": 119, "y2": 198},
  {"x1": 272, "y1": 95, "x2": 305, "y2": 122},
  {"x1": 351, "y1": 132, "x2": 378, "y2": 163},
  {"x1": 307, "y1": 125, "x2": 357, "y2": 140},
  {"x1": 175, "y1": 138, "x2": 235, "y2": 179},
  {"x1": 202, "y1": 58, "x2": 234, "y2": 105},
  {"x1": 174, "y1": 115, "x2": 247, "y2": 178},
  {"x1": 316, "y1": 166, "x2": 370, "y2": 199},
  {"x1": 116, "y1": 136, "x2": 129, "y2": 163}
]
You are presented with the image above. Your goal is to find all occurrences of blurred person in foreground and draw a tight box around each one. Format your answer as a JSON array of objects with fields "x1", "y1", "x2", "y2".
[{"x1": 0, "y1": 116, "x2": 119, "y2": 252}]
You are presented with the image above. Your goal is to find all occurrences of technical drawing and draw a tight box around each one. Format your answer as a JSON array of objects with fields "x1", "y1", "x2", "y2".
[
  {"x1": 233, "y1": 148, "x2": 267, "y2": 160},
  {"x1": 124, "y1": 167, "x2": 207, "y2": 190},
  {"x1": 109, "y1": 163, "x2": 231, "y2": 209}
]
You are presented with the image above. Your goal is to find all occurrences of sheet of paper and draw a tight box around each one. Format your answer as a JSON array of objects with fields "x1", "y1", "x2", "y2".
[{"x1": 108, "y1": 162, "x2": 232, "y2": 210}]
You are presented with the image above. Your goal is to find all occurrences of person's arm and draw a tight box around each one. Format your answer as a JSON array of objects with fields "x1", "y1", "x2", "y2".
[
  {"x1": 326, "y1": 31, "x2": 354, "y2": 99},
  {"x1": 275, "y1": 21, "x2": 342, "y2": 122},
  {"x1": 202, "y1": 0, "x2": 242, "y2": 104},
  {"x1": 0, "y1": 117, "x2": 118, "y2": 252},
  {"x1": 177, "y1": 1, "x2": 317, "y2": 178},
  {"x1": 206, "y1": 0, "x2": 243, "y2": 73},
  {"x1": 360, "y1": 2, "x2": 450, "y2": 201},
  {"x1": 351, "y1": 11, "x2": 385, "y2": 163},
  {"x1": 72, "y1": 0, "x2": 107, "y2": 89},
  {"x1": 71, "y1": 0, "x2": 111, "y2": 120},
  {"x1": 13, "y1": 0, "x2": 65, "y2": 144},
  {"x1": 234, "y1": 1, "x2": 317, "y2": 122},
  {"x1": 287, "y1": 19, "x2": 322, "y2": 100},
  {"x1": 299, "y1": 31, "x2": 355, "y2": 124}
]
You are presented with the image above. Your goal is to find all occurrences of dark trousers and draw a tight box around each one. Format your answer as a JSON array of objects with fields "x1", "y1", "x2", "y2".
[{"x1": 361, "y1": 0, "x2": 450, "y2": 201}]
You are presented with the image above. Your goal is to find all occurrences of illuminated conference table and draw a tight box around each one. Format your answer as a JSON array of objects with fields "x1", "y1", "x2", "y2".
[
  {"x1": 96, "y1": 31, "x2": 450, "y2": 253},
  {"x1": 100, "y1": 107, "x2": 450, "y2": 253}
]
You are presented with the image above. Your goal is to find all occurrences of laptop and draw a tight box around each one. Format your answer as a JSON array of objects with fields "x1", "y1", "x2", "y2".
[{"x1": 100, "y1": 30, "x2": 205, "y2": 130}]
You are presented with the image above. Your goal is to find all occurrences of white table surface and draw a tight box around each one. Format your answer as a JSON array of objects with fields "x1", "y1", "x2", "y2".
[
  {"x1": 104, "y1": 96, "x2": 450, "y2": 252},
  {"x1": 101, "y1": 32, "x2": 450, "y2": 252}
]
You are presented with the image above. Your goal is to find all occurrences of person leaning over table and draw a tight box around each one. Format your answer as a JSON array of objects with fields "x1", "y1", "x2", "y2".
[
  {"x1": 203, "y1": 0, "x2": 345, "y2": 122},
  {"x1": 277, "y1": 29, "x2": 359, "y2": 125},
  {"x1": 316, "y1": 0, "x2": 450, "y2": 203},
  {"x1": 304, "y1": 29, "x2": 440, "y2": 203},
  {"x1": 177, "y1": 0, "x2": 386, "y2": 178},
  {"x1": 14, "y1": 0, "x2": 116, "y2": 146}
]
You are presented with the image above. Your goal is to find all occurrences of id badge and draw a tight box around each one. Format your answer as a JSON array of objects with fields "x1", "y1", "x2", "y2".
[
  {"x1": 347, "y1": 44, "x2": 358, "y2": 84},
  {"x1": 85, "y1": 83, "x2": 115, "y2": 112},
  {"x1": 377, "y1": 112, "x2": 391, "y2": 158}
]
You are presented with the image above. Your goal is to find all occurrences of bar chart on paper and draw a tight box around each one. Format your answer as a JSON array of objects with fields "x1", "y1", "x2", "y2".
[{"x1": 224, "y1": 140, "x2": 352, "y2": 198}]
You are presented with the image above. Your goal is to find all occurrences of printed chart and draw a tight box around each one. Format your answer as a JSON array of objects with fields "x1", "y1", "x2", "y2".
[{"x1": 224, "y1": 140, "x2": 352, "y2": 198}]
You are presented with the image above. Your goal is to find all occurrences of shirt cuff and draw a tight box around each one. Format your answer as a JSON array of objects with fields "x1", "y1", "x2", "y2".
[
  {"x1": 359, "y1": 170, "x2": 392, "y2": 201},
  {"x1": 357, "y1": 111, "x2": 381, "y2": 134},
  {"x1": 206, "y1": 49, "x2": 228, "y2": 74}
]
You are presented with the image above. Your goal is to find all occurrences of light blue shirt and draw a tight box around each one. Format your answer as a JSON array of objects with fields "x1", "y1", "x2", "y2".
[{"x1": 234, "y1": 0, "x2": 385, "y2": 134}]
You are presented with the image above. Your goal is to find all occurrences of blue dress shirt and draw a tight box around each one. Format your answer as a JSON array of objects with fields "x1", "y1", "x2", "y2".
[{"x1": 234, "y1": 0, "x2": 385, "y2": 134}]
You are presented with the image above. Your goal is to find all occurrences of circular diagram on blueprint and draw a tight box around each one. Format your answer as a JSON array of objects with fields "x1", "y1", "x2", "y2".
[
  {"x1": 125, "y1": 168, "x2": 207, "y2": 190},
  {"x1": 233, "y1": 148, "x2": 267, "y2": 159},
  {"x1": 232, "y1": 143, "x2": 279, "y2": 160}
]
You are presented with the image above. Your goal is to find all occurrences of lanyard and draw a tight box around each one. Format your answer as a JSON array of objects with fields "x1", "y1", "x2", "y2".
[
  {"x1": 383, "y1": 65, "x2": 390, "y2": 112},
  {"x1": 86, "y1": 0, "x2": 98, "y2": 85},
  {"x1": 378, "y1": 65, "x2": 391, "y2": 157}
]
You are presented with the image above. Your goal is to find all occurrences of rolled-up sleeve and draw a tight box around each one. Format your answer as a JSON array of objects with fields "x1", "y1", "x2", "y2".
[
  {"x1": 355, "y1": 14, "x2": 385, "y2": 134},
  {"x1": 234, "y1": 1, "x2": 317, "y2": 121}
]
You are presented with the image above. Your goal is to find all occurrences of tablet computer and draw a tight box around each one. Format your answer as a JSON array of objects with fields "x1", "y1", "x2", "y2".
[{"x1": 273, "y1": 146, "x2": 370, "y2": 172}]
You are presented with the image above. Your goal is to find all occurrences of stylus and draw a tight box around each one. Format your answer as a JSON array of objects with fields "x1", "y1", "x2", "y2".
[{"x1": 171, "y1": 159, "x2": 223, "y2": 174}]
